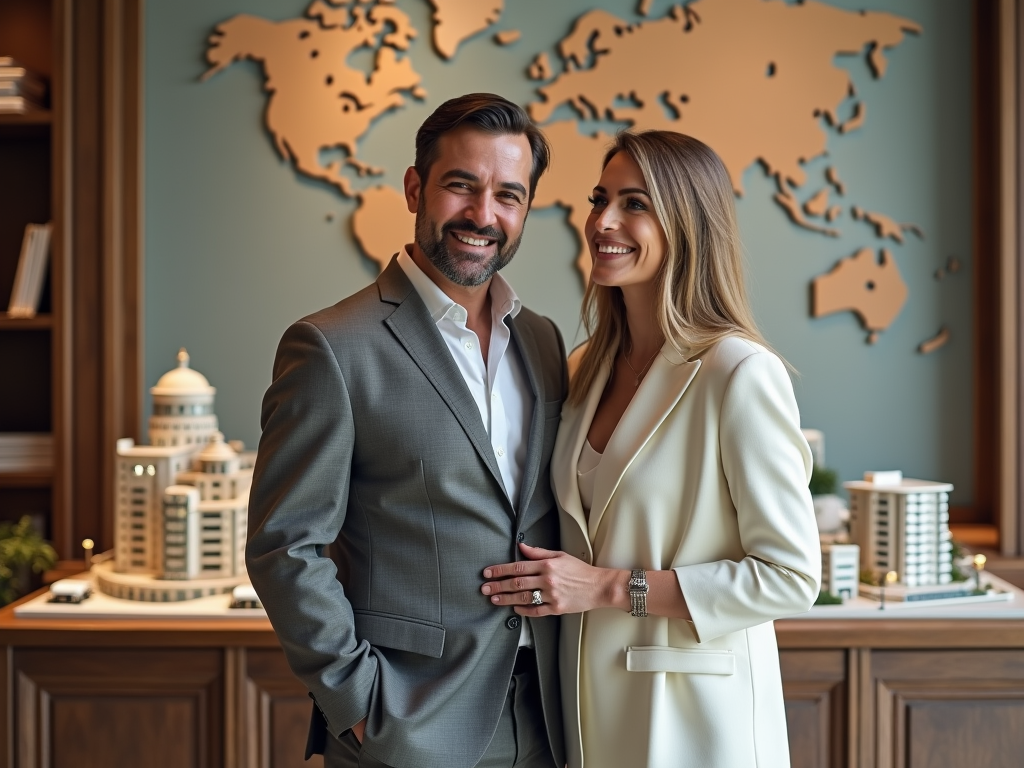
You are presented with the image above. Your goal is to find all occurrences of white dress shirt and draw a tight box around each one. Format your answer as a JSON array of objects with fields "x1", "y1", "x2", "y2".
[{"x1": 397, "y1": 247, "x2": 535, "y2": 646}]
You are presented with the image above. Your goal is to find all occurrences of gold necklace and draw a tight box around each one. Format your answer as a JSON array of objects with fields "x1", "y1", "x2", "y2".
[{"x1": 622, "y1": 336, "x2": 660, "y2": 387}]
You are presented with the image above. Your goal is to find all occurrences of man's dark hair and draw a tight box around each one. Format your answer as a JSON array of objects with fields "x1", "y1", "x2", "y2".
[{"x1": 414, "y1": 93, "x2": 551, "y2": 203}]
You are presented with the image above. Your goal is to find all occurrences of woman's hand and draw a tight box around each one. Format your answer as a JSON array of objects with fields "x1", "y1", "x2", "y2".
[{"x1": 481, "y1": 543, "x2": 628, "y2": 616}]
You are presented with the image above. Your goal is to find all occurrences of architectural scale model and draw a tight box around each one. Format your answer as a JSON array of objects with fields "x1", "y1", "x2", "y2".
[
  {"x1": 845, "y1": 473, "x2": 954, "y2": 588},
  {"x1": 103, "y1": 349, "x2": 257, "y2": 601},
  {"x1": 820, "y1": 544, "x2": 859, "y2": 599}
]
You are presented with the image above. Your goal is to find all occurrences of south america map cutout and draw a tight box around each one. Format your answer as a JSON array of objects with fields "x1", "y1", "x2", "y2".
[{"x1": 203, "y1": 0, "x2": 928, "y2": 346}]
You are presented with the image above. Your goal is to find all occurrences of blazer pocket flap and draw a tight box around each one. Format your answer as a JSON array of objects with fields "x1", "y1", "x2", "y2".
[
  {"x1": 354, "y1": 611, "x2": 446, "y2": 658},
  {"x1": 626, "y1": 646, "x2": 735, "y2": 676}
]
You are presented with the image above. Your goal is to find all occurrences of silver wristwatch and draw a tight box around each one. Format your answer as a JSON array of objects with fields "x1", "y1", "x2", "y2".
[{"x1": 628, "y1": 569, "x2": 648, "y2": 617}]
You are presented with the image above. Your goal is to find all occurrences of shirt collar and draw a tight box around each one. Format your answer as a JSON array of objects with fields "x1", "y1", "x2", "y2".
[{"x1": 397, "y1": 246, "x2": 522, "y2": 325}]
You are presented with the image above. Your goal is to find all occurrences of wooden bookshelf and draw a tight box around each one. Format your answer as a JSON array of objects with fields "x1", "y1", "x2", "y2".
[
  {"x1": 0, "y1": 470, "x2": 52, "y2": 489},
  {"x1": 0, "y1": 314, "x2": 52, "y2": 330},
  {"x1": 0, "y1": 110, "x2": 52, "y2": 127},
  {"x1": 0, "y1": 0, "x2": 143, "y2": 554}
]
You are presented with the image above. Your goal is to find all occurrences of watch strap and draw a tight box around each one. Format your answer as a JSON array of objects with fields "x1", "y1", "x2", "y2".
[{"x1": 628, "y1": 568, "x2": 648, "y2": 617}]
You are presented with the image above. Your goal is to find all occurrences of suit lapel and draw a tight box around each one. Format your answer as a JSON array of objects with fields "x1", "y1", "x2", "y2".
[
  {"x1": 509, "y1": 317, "x2": 544, "y2": 520},
  {"x1": 551, "y1": 359, "x2": 610, "y2": 546},
  {"x1": 587, "y1": 345, "x2": 701, "y2": 540},
  {"x1": 378, "y1": 260, "x2": 509, "y2": 512}
]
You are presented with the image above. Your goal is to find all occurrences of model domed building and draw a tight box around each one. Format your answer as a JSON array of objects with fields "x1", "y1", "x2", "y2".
[
  {"x1": 149, "y1": 348, "x2": 217, "y2": 447},
  {"x1": 109, "y1": 350, "x2": 255, "y2": 598}
]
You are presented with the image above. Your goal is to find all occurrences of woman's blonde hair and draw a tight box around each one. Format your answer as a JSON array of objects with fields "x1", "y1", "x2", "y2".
[{"x1": 569, "y1": 130, "x2": 772, "y2": 405}]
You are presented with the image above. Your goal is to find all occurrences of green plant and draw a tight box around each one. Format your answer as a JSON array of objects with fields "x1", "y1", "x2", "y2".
[
  {"x1": 813, "y1": 591, "x2": 843, "y2": 606},
  {"x1": 809, "y1": 465, "x2": 839, "y2": 496},
  {"x1": 0, "y1": 516, "x2": 57, "y2": 606}
]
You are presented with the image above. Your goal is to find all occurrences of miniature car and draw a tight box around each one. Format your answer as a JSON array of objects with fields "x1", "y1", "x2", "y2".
[{"x1": 48, "y1": 579, "x2": 92, "y2": 604}]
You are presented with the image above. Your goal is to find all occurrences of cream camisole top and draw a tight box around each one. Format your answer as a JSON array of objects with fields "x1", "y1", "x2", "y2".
[{"x1": 577, "y1": 439, "x2": 603, "y2": 515}]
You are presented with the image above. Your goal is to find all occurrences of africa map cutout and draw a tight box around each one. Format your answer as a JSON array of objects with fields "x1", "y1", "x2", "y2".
[{"x1": 202, "y1": 0, "x2": 943, "y2": 350}]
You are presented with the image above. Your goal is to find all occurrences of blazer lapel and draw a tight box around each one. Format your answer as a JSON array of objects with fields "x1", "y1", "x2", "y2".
[
  {"x1": 378, "y1": 259, "x2": 509, "y2": 513},
  {"x1": 587, "y1": 345, "x2": 702, "y2": 540},
  {"x1": 551, "y1": 359, "x2": 611, "y2": 545},
  {"x1": 509, "y1": 317, "x2": 544, "y2": 520}
]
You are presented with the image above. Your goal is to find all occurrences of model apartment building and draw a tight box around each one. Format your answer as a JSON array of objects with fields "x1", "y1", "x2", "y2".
[
  {"x1": 845, "y1": 474, "x2": 954, "y2": 587},
  {"x1": 821, "y1": 543, "x2": 860, "y2": 599},
  {"x1": 114, "y1": 349, "x2": 254, "y2": 580}
]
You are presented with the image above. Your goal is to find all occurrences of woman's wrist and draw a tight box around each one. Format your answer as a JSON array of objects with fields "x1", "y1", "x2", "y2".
[{"x1": 600, "y1": 568, "x2": 632, "y2": 611}]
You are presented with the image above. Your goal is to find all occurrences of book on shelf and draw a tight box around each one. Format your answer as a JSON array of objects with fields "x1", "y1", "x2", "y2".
[
  {"x1": 0, "y1": 77, "x2": 45, "y2": 101},
  {"x1": 0, "y1": 433, "x2": 52, "y2": 473},
  {"x1": 0, "y1": 95, "x2": 42, "y2": 114},
  {"x1": 0, "y1": 58, "x2": 47, "y2": 111},
  {"x1": 7, "y1": 222, "x2": 52, "y2": 318}
]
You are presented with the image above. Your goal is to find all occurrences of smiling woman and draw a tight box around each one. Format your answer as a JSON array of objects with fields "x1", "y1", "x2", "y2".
[{"x1": 481, "y1": 130, "x2": 820, "y2": 768}]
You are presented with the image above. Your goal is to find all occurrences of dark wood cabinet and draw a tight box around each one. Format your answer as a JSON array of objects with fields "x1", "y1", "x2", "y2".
[
  {"x1": 0, "y1": 606, "x2": 1023, "y2": 768},
  {"x1": 15, "y1": 648, "x2": 224, "y2": 768}
]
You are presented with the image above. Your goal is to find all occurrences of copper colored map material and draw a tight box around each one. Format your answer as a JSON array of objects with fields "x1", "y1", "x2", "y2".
[
  {"x1": 813, "y1": 247, "x2": 908, "y2": 334},
  {"x1": 429, "y1": 0, "x2": 504, "y2": 59},
  {"x1": 918, "y1": 326, "x2": 950, "y2": 355},
  {"x1": 494, "y1": 29, "x2": 521, "y2": 45}
]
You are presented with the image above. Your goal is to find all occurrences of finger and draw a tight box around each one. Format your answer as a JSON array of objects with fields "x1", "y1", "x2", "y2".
[
  {"x1": 481, "y1": 573, "x2": 543, "y2": 596},
  {"x1": 482, "y1": 559, "x2": 543, "y2": 580},
  {"x1": 518, "y1": 543, "x2": 561, "y2": 560},
  {"x1": 488, "y1": 589, "x2": 541, "y2": 606}
]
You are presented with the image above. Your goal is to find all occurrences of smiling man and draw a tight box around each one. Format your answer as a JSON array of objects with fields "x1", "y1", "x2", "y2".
[{"x1": 247, "y1": 94, "x2": 568, "y2": 768}]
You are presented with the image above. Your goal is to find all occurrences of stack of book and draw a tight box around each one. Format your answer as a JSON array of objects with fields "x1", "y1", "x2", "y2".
[
  {"x1": 0, "y1": 433, "x2": 52, "y2": 473},
  {"x1": 0, "y1": 57, "x2": 47, "y2": 113},
  {"x1": 7, "y1": 223, "x2": 52, "y2": 318}
]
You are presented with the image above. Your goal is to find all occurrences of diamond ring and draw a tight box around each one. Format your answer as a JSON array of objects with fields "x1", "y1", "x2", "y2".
[{"x1": 531, "y1": 590, "x2": 543, "y2": 606}]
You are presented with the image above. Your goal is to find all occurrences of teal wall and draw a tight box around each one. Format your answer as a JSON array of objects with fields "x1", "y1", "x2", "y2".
[{"x1": 144, "y1": 0, "x2": 974, "y2": 502}]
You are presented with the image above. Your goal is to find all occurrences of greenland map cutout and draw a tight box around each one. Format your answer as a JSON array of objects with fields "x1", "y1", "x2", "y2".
[{"x1": 203, "y1": 0, "x2": 936, "y2": 347}]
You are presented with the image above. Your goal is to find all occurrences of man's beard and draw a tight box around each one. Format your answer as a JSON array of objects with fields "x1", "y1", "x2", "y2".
[{"x1": 415, "y1": 202, "x2": 524, "y2": 287}]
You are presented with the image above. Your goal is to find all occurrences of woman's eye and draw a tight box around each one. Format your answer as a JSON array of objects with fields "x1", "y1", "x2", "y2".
[
  {"x1": 627, "y1": 197, "x2": 647, "y2": 211},
  {"x1": 588, "y1": 195, "x2": 606, "y2": 207}
]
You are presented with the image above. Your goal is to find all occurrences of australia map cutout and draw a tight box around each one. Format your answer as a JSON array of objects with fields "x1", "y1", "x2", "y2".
[{"x1": 202, "y1": 0, "x2": 943, "y2": 350}]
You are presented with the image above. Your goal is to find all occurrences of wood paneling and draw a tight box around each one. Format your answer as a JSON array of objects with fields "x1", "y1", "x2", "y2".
[
  {"x1": 0, "y1": 601, "x2": 1021, "y2": 768},
  {"x1": 781, "y1": 650, "x2": 847, "y2": 768},
  {"x1": 868, "y1": 650, "x2": 1024, "y2": 768},
  {"x1": 243, "y1": 649, "x2": 323, "y2": 768},
  {"x1": 13, "y1": 647, "x2": 223, "y2": 768},
  {"x1": 47, "y1": 0, "x2": 144, "y2": 559},
  {"x1": 0, "y1": 0, "x2": 53, "y2": 80}
]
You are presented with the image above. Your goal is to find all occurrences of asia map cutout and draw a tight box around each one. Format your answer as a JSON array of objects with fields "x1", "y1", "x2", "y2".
[{"x1": 202, "y1": 0, "x2": 950, "y2": 350}]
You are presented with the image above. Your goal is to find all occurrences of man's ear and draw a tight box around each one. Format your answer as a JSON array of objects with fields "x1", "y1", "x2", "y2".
[{"x1": 403, "y1": 166, "x2": 421, "y2": 214}]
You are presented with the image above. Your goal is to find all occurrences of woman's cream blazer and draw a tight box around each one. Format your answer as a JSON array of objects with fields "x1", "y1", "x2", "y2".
[{"x1": 554, "y1": 337, "x2": 821, "y2": 768}]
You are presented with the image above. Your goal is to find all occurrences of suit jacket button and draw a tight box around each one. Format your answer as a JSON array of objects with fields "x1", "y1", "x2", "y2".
[
  {"x1": 517, "y1": 532, "x2": 525, "y2": 543},
  {"x1": 506, "y1": 616, "x2": 521, "y2": 630}
]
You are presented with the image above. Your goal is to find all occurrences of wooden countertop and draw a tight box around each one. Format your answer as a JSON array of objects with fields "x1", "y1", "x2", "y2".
[{"x1": 3, "y1": 588, "x2": 1024, "y2": 650}]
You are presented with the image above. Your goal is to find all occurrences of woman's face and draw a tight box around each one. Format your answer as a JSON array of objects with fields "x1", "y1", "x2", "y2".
[{"x1": 585, "y1": 151, "x2": 668, "y2": 290}]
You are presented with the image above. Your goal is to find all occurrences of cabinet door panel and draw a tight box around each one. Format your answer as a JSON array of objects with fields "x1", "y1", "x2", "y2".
[
  {"x1": 870, "y1": 650, "x2": 1024, "y2": 768},
  {"x1": 14, "y1": 647, "x2": 222, "y2": 768},
  {"x1": 51, "y1": 696, "x2": 196, "y2": 768},
  {"x1": 244, "y1": 648, "x2": 323, "y2": 768},
  {"x1": 781, "y1": 650, "x2": 848, "y2": 768}
]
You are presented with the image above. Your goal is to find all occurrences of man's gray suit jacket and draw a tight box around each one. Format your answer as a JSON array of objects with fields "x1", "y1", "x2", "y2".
[{"x1": 247, "y1": 257, "x2": 568, "y2": 768}]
